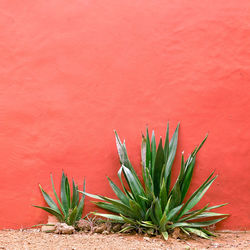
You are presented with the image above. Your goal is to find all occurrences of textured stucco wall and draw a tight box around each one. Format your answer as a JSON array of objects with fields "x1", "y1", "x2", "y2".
[{"x1": 0, "y1": 0, "x2": 249, "y2": 230}]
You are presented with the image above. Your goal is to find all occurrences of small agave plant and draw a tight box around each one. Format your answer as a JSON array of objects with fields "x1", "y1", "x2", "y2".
[
  {"x1": 81, "y1": 124, "x2": 228, "y2": 240},
  {"x1": 34, "y1": 171, "x2": 85, "y2": 226}
]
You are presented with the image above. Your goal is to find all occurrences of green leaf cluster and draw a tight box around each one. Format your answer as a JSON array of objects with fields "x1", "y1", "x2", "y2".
[
  {"x1": 81, "y1": 124, "x2": 228, "y2": 239},
  {"x1": 33, "y1": 172, "x2": 85, "y2": 226}
]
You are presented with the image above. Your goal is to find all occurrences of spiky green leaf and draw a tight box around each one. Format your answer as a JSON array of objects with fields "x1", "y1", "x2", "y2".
[
  {"x1": 33, "y1": 205, "x2": 63, "y2": 222},
  {"x1": 38, "y1": 185, "x2": 61, "y2": 214}
]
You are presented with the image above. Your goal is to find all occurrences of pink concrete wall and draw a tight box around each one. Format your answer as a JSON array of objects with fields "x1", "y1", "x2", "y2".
[{"x1": 0, "y1": 0, "x2": 249, "y2": 230}]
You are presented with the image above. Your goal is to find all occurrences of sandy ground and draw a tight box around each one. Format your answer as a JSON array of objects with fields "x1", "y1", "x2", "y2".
[{"x1": 0, "y1": 230, "x2": 249, "y2": 250}]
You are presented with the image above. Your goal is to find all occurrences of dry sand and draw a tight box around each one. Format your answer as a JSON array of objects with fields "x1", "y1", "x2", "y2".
[{"x1": 0, "y1": 230, "x2": 249, "y2": 250}]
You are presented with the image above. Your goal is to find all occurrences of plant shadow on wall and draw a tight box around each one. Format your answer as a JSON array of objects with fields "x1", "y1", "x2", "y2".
[{"x1": 82, "y1": 123, "x2": 229, "y2": 240}]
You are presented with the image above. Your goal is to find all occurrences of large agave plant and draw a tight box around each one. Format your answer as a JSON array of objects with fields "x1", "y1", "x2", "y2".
[
  {"x1": 34, "y1": 172, "x2": 85, "y2": 226},
  {"x1": 82, "y1": 124, "x2": 228, "y2": 240}
]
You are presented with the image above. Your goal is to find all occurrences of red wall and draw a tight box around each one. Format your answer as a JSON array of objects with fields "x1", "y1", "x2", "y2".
[{"x1": 0, "y1": 0, "x2": 249, "y2": 230}]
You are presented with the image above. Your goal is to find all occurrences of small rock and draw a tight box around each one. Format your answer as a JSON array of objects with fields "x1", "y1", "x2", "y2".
[
  {"x1": 105, "y1": 222, "x2": 112, "y2": 232},
  {"x1": 143, "y1": 237, "x2": 150, "y2": 241},
  {"x1": 76, "y1": 219, "x2": 91, "y2": 231},
  {"x1": 102, "y1": 230, "x2": 109, "y2": 235},
  {"x1": 54, "y1": 223, "x2": 75, "y2": 234},
  {"x1": 93, "y1": 224, "x2": 106, "y2": 234},
  {"x1": 172, "y1": 228, "x2": 182, "y2": 239},
  {"x1": 211, "y1": 243, "x2": 220, "y2": 248}
]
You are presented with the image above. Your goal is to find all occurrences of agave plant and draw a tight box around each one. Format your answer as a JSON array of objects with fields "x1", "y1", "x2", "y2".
[
  {"x1": 81, "y1": 124, "x2": 228, "y2": 240},
  {"x1": 34, "y1": 171, "x2": 85, "y2": 226}
]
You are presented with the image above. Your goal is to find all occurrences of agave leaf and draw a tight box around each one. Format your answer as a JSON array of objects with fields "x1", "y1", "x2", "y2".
[
  {"x1": 137, "y1": 223, "x2": 154, "y2": 229},
  {"x1": 188, "y1": 217, "x2": 227, "y2": 227},
  {"x1": 92, "y1": 212, "x2": 125, "y2": 223},
  {"x1": 79, "y1": 192, "x2": 103, "y2": 200},
  {"x1": 76, "y1": 184, "x2": 79, "y2": 204},
  {"x1": 179, "y1": 204, "x2": 209, "y2": 222},
  {"x1": 115, "y1": 131, "x2": 131, "y2": 167},
  {"x1": 205, "y1": 203, "x2": 229, "y2": 211},
  {"x1": 165, "y1": 124, "x2": 180, "y2": 195},
  {"x1": 169, "y1": 181, "x2": 181, "y2": 211},
  {"x1": 153, "y1": 198, "x2": 163, "y2": 224},
  {"x1": 159, "y1": 178, "x2": 167, "y2": 210},
  {"x1": 188, "y1": 212, "x2": 229, "y2": 220},
  {"x1": 115, "y1": 131, "x2": 138, "y2": 181},
  {"x1": 69, "y1": 206, "x2": 78, "y2": 225},
  {"x1": 163, "y1": 196, "x2": 171, "y2": 215},
  {"x1": 184, "y1": 153, "x2": 194, "y2": 172},
  {"x1": 33, "y1": 205, "x2": 63, "y2": 221},
  {"x1": 184, "y1": 203, "x2": 228, "y2": 216},
  {"x1": 151, "y1": 131, "x2": 156, "y2": 176},
  {"x1": 145, "y1": 208, "x2": 151, "y2": 220},
  {"x1": 61, "y1": 172, "x2": 69, "y2": 216},
  {"x1": 166, "y1": 204, "x2": 183, "y2": 221},
  {"x1": 75, "y1": 179, "x2": 85, "y2": 221},
  {"x1": 146, "y1": 128, "x2": 151, "y2": 170},
  {"x1": 201, "y1": 228, "x2": 217, "y2": 237},
  {"x1": 31, "y1": 223, "x2": 56, "y2": 228},
  {"x1": 64, "y1": 176, "x2": 71, "y2": 209},
  {"x1": 129, "y1": 199, "x2": 144, "y2": 218},
  {"x1": 177, "y1": 173, "x2": 216, "y2": 219},
  {"x1": 120, "y1": 214, "x2": 136, "y2": 225},
  {"x1": 179, "y1": 153, "x2": 185, "y2": 182},
  {"x1": 119, "y1": 225, "x2": 135, "y2": 233},
  {"x1": 50, "y1": 174, "x2": 65, "y2": 216},
  {"x1": 151, "y1": 130, "x2": 156, "y2": 169},
  {"x1": 180, "y1": 156, "x2": 196, "y2": 202},
  {"x1": 139, "y1": 195, "x2": 149, "y2": 201},
  {"x1": 118, "y1": 167, "x2": 134, "y2": 200},
  {"x1": 153, "y1": 138, "x2": 165, "y2": 196},
  {"x1": 164, "y1": 123, "x2": 169, "y2": 159},
  {"x1": 162, "y1": 231, "x2": 169, "y2": 240},
  {"x1": 71, "y1": 179, "x2": 78, "y2": 209},
  {"x1": 180, "y1": 227, "x2": 190, "y2": 235},
  {"x1": 96, "y1": 196, "x2": 136, "y2": 218},
  {"x1": 180, "y1": 135, "x2": 208, "y2": 202},
  {"x1": 122, "y1": 165, "x2": 146, "y2": 210},
  {"x1": 141, "y1": 220, "x2": 154, "y2": 226},
  {"x1": 141, "y1": 134, "x2": 146, "y2": 169},
  {"x1": 164, "y1": 123, "x2": 179, "y2": 181},
  {"x1": 141, "y1": 137, "x2": 147, "y2": 191},
  {"x1": 108, "y1": 177, "x2": 130, "y2": 206},
  {"x1": 93, "y1": 201, "x2": 123, "y2": 214},
  {"x1": 168, "y1": 222, "x2": 191, "y2": 229},
  {"x1": 170, "y1": 217, "x2": 226, "y2": 229},
  {"x1": 169, "y1": 154, "x2": 185, "y2": 208},
  {"x1": 194, "y1": 134, "x2": 208, "y2": 156},
  {"x1": 149, "y1": 203, "x2": 158, "y2": 225},
  {"x1": 39, "y1": 185, "x2": 61, "y2": 215},
  {"x1": 138, "y1": 221, "x2": 156, "y2": 228},
  {"x1": 159, "y1": 213, "x2": 168, "y2": 232},
  {"x1": 184, "y1": 227, "x2": 209, "y2": 239},
  {"x1": 93, "y1": 195, "x2": 136, "y2": 218},
  {"x1": 144, "y1": 166, "x2": 154, "y2": 197}
]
